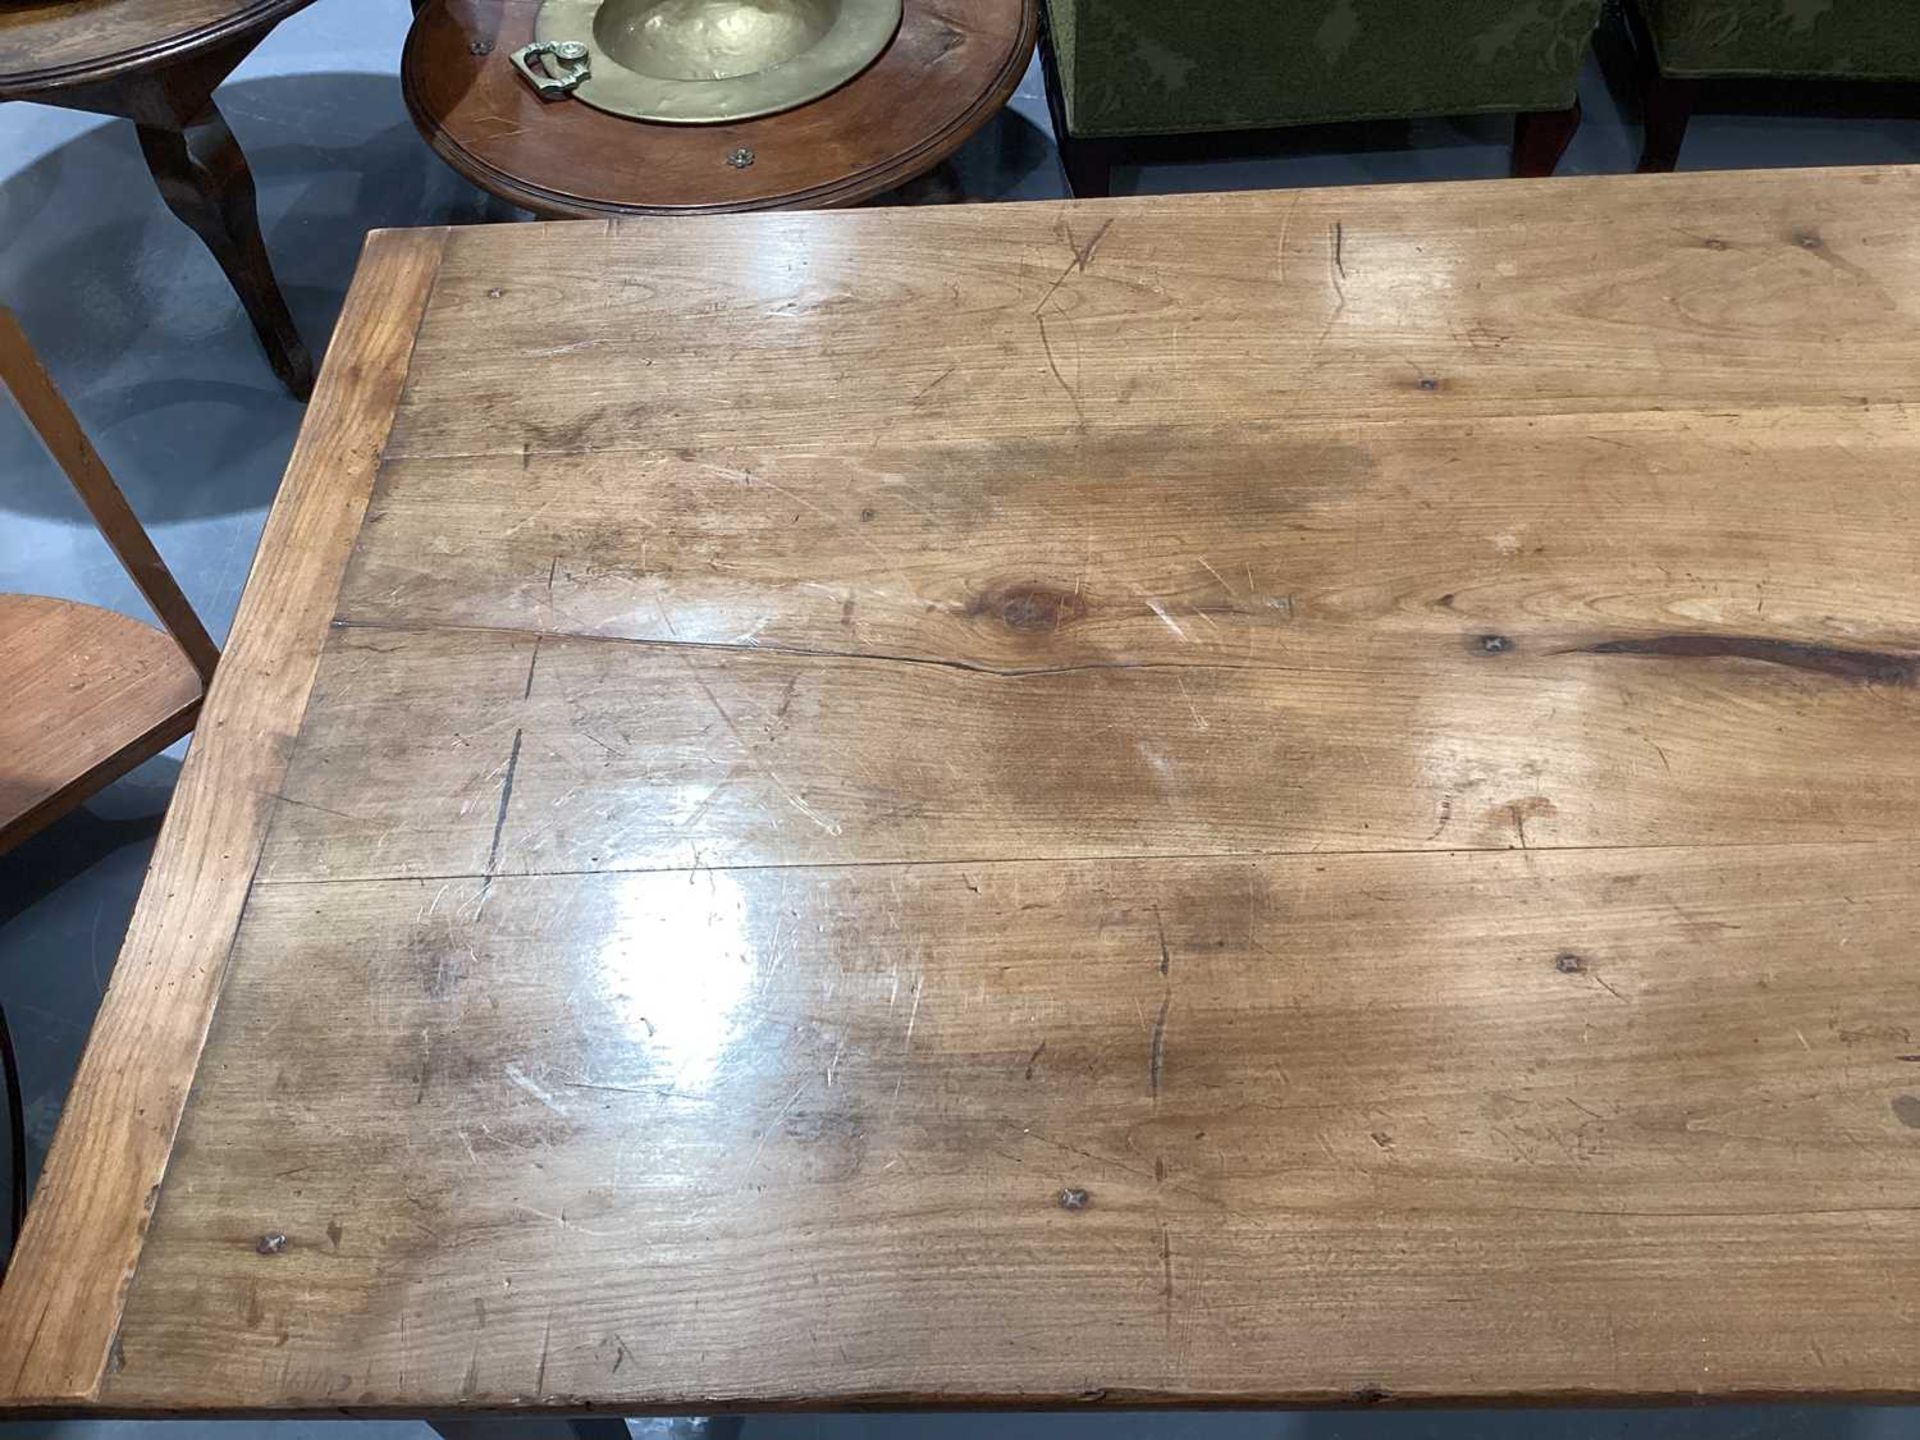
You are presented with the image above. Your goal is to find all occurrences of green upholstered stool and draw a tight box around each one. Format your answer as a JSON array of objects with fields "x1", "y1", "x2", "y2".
[
  {"x1": 1628, "y1": 0, "x2": 1920, "y2": 169},
  {"x1": 1041, "y1": 0, "x2": 1606, "y2": 195}
]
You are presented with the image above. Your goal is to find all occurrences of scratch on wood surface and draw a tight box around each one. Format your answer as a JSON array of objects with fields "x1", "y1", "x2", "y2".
[
  {"x1": 1031, "y1": 257, "x2": 1077, "y2": 317},
  {"x1": 1159, "y1": 1222, "x2": 1175, "y2": 1317},
  {"x1": 1274, "y1": 190, "x2": 1303, "y2": 286},
  {"x1": 1589, "y1": 970, "x2": 1628, "y2": 1004},
  {"x1": 484, "y1": 728, "x2": 524, "y2": 875},
  {"x1": 676, "y1": 658, "x2": 842, "y2": 835},
  {"x1": 535, "y1": 1310, "x2": 552, "y2": 1395},
  {"x1": 744, "y1": 1082, "x2": 809, "y2": 1176},
  {"x1": 509, "y1": 1203, "x2": 618, "y2": 1238},
  {"x1": 1037, "y1": 310, "x2": 1081, "y2": 415},
  {"x1": 911, "y1": 366, "x2": 956, "y2": 404},
  {"x1": 1144, "y1": 596, "x2": 1189, "y2": 641},
  {"x1": 264, "y1": 790, "x2": 361, "y2": 823},
  {"x1": 904, "y1": 974, "x2": 924, "y2": 1054},
  {"x1": 1074, "y1": 217, "x2": 1114, "y2": 271},
  {"x1": 1174, "y1": 674, "x2": 1210, "y2": 731},
  {"x1": 1149, "y1": 993, "x2": 1170, "y2": 1102},
  {"x1": 558, "y1": 1071, "x2": 656, "y2": 1095},
  {"x1": 501, "y1": 494, "x2": 561, "y2": 537},
  {"x1": 676, "y1": 760, "x2": 747, "y2": 833},
  {"x1": 720, "y1": 466, "x2": 915, "y2": 591},
  {"x1": 522, "y1": 634, "x2": 542, "y2": 700},
  {"x1": 504, "y1": 1063, "x2": 567, "y2": 1116},
  {"x1": 414, "y1": 1027, "x2": 432, "y2": 1105}
]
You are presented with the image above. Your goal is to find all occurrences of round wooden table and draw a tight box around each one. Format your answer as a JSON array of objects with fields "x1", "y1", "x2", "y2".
[
  {"x1": 0, "y1": 0, "x2": 319, "y2": 396},
  {"x1": 401, "y1": 0, "x2": 1036, "y2": 216}
]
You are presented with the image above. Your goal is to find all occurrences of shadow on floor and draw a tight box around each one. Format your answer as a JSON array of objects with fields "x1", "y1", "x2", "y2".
[
  {"x1": 0, "y1": 72, "x2": 491, "y2": 526},
  {"x1": 0, "y1": 754, "x2": 179, "y2": 1192}
]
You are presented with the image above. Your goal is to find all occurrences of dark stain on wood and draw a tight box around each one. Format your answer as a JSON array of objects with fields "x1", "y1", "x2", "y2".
[{"x1": 1583, "y1": 634, "x2": 1917, "y2": 686}]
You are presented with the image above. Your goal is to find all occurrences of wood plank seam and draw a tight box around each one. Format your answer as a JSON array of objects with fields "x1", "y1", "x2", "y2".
[
  {"x1": 325, "y1": 615, "x2": 1920, "y2": 688},
  {"x1": 240, "y1": 831, "x2": 1916, "y2": 892},
  {"x1": 367, "y1": 395, "x2": 1920, "y2": 467}
]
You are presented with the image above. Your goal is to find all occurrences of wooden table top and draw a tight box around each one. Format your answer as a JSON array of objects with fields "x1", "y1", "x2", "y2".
[
  {"x1": 402, "y1": 0, "x2": 1036, "y2": 216},
  {"x1": 7, "y1": 166, "x2": 1920, "y2": 1413},
  {"x1": 0, "y1": 0, "x2": 313, "y2": 95}
]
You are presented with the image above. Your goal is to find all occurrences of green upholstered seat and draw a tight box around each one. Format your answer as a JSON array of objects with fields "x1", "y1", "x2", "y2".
[
  {"x1": 1636, "y1": 0, "x2": 1920, "y2": 82},
  {"x1": 1045, "y1": 0, "x2": 1606, "y2": 141}
]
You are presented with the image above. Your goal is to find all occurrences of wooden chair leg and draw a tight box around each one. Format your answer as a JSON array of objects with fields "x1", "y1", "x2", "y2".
[
  {"x1": 1637, "y1": 72, "x2": 1697, "y2": 172},
  {"x1": 1057, "y1": 133, "x2": 1117, "y2": 198},
  {"x1": 0, "y1": 310, "x2": 220, "y2": 684},
  {"x1": 1511, "y1": 100, "x2": 1582, "y2": 178},
  {"x1": 1036, "y1": 7, "x2": 1116, "y2": 199},
  {"x1": 135, "y1": 99, "x2": 314, "y2": 400}
]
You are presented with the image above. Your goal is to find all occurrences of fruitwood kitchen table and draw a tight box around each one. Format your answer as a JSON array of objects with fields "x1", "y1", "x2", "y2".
[{"x1": 6, "y1": 165, "x2": 1920, "y2": 1414}]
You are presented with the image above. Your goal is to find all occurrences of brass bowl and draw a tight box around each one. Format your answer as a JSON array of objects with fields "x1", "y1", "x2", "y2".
[{"x1": 532, "y1": 0, "x2": 903, "y2": 124}]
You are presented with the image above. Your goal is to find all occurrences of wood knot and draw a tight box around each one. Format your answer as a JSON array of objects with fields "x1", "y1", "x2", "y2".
[{"x1": 969, "y1": 582, "x2": 1086, "y2": 634}]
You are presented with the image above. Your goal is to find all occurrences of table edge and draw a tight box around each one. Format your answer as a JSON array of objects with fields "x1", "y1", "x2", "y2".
[
  {"x1": 0, "y1": 225, "x2": 448, "y2": 1408},
  {"x1": 0, "y1": 0, "x2": 315, "y2": 99}
]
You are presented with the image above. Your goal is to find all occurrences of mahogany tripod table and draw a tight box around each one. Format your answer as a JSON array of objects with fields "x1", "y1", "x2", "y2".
[
  {"x1": 402, "y1": 0, "x2": 1036, "y2": 216},
  {"x1": 0, "y1": 0, "x2": 319, "y2": 397}
]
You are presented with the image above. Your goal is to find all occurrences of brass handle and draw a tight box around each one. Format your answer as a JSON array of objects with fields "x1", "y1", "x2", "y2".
[{"x1": 510, "y1": 40, "x2": 590, "y2": 99}]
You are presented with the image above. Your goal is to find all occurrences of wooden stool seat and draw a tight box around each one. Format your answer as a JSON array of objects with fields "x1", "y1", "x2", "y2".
[
  {"x1": 0, "y1": 594, "x2": 204, "y2": 850},
  {"x1": 0, "y1": 306, "x2": 220, "y2": 855}
]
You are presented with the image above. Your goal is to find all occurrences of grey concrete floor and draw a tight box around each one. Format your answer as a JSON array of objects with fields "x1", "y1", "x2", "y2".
[{"x1": 5, "y1": 1, "x2": 1920, "y2": 1435}]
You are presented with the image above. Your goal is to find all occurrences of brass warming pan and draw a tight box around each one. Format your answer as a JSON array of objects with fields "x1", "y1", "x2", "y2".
[{"x1": 511, "y1": 0, "x2": 903, "y2": 124}]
